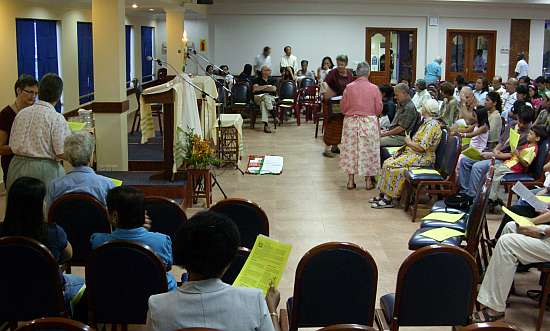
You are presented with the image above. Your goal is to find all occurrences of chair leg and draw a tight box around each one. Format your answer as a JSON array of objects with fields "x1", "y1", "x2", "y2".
[
  {"x1": 537, "y1": 270, "x2": 550, "y2": 331},
  {"x1": 130, "y1": 110, "x2": 140, "y2": 134},
  {"x1": 411, "y1": 186, "x2": 421, "y2": 222},
  {"x1": 158, "y1": 114, "x2": 163, "y2": 136},
  {"x1": 295, "y1": 104, "x2": 301, "y2": 126},
  {"x1": 507, "y1": 190, "x2": 513, "y2": 208},
  {"x1": 315, "y1": 119, "x2": 319, "y2": 138}
]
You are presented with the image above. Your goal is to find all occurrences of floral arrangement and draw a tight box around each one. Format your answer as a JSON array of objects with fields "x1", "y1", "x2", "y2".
[{"x1": 180, "y1": 129, "x2": 220, "y2": 169}]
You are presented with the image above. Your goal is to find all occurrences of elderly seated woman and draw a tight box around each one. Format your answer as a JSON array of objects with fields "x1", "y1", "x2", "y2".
[
  {"x1": 370, "y1": 99, "x2": 443, "y2": 208},
  {"x1": 47, "y1": 132, "x2": 115, "y2": 207}
]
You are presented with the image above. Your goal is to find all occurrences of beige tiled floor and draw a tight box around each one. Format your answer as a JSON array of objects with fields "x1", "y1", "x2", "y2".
[
  {"x1": 2, "y1": 120, "x2": 549, "y2": 330},
  {"x1": 201, "y1": 121, "x2": 549, "y2": 330}
]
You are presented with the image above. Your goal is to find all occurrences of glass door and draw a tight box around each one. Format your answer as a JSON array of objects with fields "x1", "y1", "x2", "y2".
[
  {"x1": 446, "y1": 30, "x2": 496, "y2": 82},
  {"x1": 366, "y1": 29, "x2": 391, "y2": 85}
]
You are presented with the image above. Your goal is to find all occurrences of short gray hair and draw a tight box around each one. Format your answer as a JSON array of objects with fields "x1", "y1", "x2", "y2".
[
  {"x1": 356, "y1": 62, "x2": 371, "y2": 77},
  {"x1": 64, "y1": 132, "x2": 95, "y2": 167},
  {"x1": 336, "y1": 54, "x2": 348, "y2": 64},
  {"x1": 394, "y1": 83, "x2": 410, "y2": 95}
]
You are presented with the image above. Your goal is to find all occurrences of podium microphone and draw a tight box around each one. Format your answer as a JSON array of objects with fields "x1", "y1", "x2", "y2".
[{"x1": 145, "y1": 55, "x2": 163, "y2": 67}]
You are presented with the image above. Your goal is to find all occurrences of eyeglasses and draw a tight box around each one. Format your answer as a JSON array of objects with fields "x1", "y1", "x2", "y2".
[{"x1": 22, "y1": 89, "x2": 38, "y2": 96}]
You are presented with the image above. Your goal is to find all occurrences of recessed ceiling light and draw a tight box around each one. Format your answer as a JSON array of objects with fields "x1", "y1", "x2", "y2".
[
  {"x1": 131, "y1": 4, "x2": 138, "y2": 8},
  {"x1": 149, "y1": 8, "x2": 154, "y2": 11}
]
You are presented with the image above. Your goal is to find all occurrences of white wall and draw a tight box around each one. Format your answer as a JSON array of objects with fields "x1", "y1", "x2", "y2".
[
  {"x1": 184, "y1": 19, "x2": 210, "y2": 75},
  {"x1": 198, "y1": 1, "x2": 550, "y2": 82}
]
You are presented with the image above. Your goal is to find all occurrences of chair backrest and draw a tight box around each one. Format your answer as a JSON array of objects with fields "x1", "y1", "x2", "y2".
[
  {"x1": 48, "y1": 193, "x2": 111, "y2": 265},
  {"x1": 300, "y1": 77, "x2": 316, "y2": 89},
  {"x1": 289, "y1": 242, "x2": 378, "y2": 331},
  {"x1": 434, "y1": 128, "x2": 449, "y2": 170},
  {"x1": 529, "y1": 138, "x2": 550, "y2": 180},
  {"x1": 16, "y1": 317, "x2": 94, "y2": 331},
  {"x1": 210, "y1": 198, "x2": 269, "y2": 249},
  {"x1": 221, "y1": 246, "x2": 250, "y2": 285},
  {"x1": 86, "y1": 240, "x2": 168, "y2": 325},
  {"x1": 144, "y1": 196, "x2": 187, "y2": 242},
  {"x1": 279, "y1": 80, "x2": 297, "y2": 100},
  {"x1": 391, "y1": 245, "x2": 478, "y2": 328},
  {"x1": 231, "y1": 82, "x2": 250, "y2": 104},
  {"x1": 460, "y1": 321, "x2": 521, "y2": 331},
  {"x1": 438, "y1": 134, "x2": 461, "y2": 179},
  {"x1": 464, "y1": 160, "x2": 494, "y2": 255},
  {"x1": 461, "y1": 322, "x2": 523, "y2": 331},
  {"x1": 317, "y1": 325, "x2": 376, "y2": 331},
  {"x1": 0, "y1": 237, "x2": 66, "y2": 321}
]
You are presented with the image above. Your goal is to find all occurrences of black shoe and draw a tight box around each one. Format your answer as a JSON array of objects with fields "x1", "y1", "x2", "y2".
[{"x1": 331, "y1": 146, "x2": 340, "y2": 154}]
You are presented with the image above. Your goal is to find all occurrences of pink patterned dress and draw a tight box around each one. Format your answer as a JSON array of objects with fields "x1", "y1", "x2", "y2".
[{"x1": 339, "y1": 77, "x2": 383, "y2": 176}]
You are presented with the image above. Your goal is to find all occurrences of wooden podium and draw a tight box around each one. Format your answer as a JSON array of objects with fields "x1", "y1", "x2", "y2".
[{"x1": 141, "y1": 89, "x2": 181, "y2": 181}]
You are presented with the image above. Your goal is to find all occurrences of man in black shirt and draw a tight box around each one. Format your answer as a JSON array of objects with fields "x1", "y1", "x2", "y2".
[{"x1": 252, "y1": 65, "x2": 277, "y2": 133}]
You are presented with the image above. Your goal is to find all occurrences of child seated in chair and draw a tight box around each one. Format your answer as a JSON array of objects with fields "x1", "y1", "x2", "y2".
[
  {"x1": 90, "y1": 186, "x2": 177, "y2": 291},
  {"x1": 486, "y1": 125, "x2": 547, "y2": 203}
]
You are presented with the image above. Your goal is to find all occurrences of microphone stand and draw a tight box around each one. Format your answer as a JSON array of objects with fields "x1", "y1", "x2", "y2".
[
  {"x1": 147, "y1": 57, "x2": 229, "y2": 198},
  {"x1": 186, "y1": 50, "x2": 245, "y2": 176}
]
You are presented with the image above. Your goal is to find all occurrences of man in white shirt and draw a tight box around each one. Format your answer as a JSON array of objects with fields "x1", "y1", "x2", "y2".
[
  {"x1": 501, "y1": 78, "x2": 518, "y2": 122},
  {"x1": 411, "y1": 79, "x2": 432, "y2": 111},
  {"x1": 515, "y1": 54, "x2": 529, "y2": 78},
  {"x1": 490, "y1": 76, "x2": 507, "y2": 98},
  {"x1": 7, "y1": 73, "x2": 70, "y2": 190},
  {"x1": 254, "y1": 46, "x2": 272, "y2": 76},
  {"x1": 280, "y1": 45, "x2": 298, "y2": 74}
]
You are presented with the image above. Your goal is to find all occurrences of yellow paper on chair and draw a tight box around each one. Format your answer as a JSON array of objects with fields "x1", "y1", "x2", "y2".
[
  {"x1": 462, "y1": 146, "x2": 482, "y2": 161},
  {"x1": 502, "y1": 206, "x2": 535, "y2": 227},
  {"x1": 462, "y1": 137, "x2": 472, "y2": 147},
  {"x1": 233, "y1": 235, "x2": 292, "y2": 295},
  {"x1": 537, "y1": 196, "x2": 550, "y2": 204},
  {"x1": 108, "y1": 177, "x2": 123, "y2": 187},
  {"x1": 419, "y1": 227, "x2": 465, "y2": 242},
  {"x1": 68, "y1": 121, "x2": 86, "y2": 132},
  {"x1": 510, "y1": 128, "x2": 520, "y2": 152},
  {"x1": 410, "y1": 169, "x2": 440, "y2": 175},
  {"x1": 421, "y1": 212, "x2": 466, "y2": 223}
]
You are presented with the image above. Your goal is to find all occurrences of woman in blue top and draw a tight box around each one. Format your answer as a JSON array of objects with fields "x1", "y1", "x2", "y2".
[
  {"x1": 0, "y1": 177, "x2": 84, "y2": 305},
  {"x1": 90, "y1": 186, "x2": 176, "y2": 290}
]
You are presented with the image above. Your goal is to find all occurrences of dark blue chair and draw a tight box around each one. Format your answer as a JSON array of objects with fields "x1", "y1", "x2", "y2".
[
  {"x1": 277, "y1": 80, "x2": 298, "y2": 126},
  {"x1": 403, "y1": 132, "x2": 461, "y2": 221},
  {"x1": 86, "y1": 240, "x2": 168, "y2": 328},
  {"x1": 299, "y1": 77, "x2": 316, "y2": 89},
  {"x1": 283, "y1": 242, "x2": 378, "y2": 331},
  {"x1": 501, "y1": 138, "x2": 550, "y2": 207},
  {"x1": 229, "y1": 82, "x2": 256, "y2": 128},
  {"x1": 48, "y1": 193, "x2": 111, "y2": 272},
  {"x1": 409, "y1": 160, "x2": 494, "y2": 257},
  {"x1": 16, "y1": 317, "x2": 93, "y2": 331},
  {"x1": 210, "y1": 198, "x2": 269, "y2": 249},
  {"x1": 0, "y1": 237, "x2": 66, "y2": 328},
  {"x1": 375, "y1": 245, "x2": 478, "y2": 331},
  {"x1": 144, "y1": 196, "x2": 187, "y2": 242}
]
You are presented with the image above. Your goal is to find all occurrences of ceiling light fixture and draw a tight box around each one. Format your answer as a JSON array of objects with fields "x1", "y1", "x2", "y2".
[
  {"x1": 131, "y1": 3, "x2": 138, "y2": 8},
  {"x1": 149, "y1": 8, "x2": 155, "y2": 11}
]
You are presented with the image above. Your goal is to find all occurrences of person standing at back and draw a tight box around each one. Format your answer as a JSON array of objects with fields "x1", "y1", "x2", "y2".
[
  {"x1": 254, "y1": 46, "x2": 272, "y2": 77},
  {"x1": 279, "y1": 45, "x2": 298, "y2": 74},
  {"x1": 0, "y1": 75, "x2": 38, "y2": 186},
  {"x1": 515, "y1": 53, "x2": 529, "y2": 78},
  {"x1": 424, "y1": 57, "x2": 442, "y2": 84},
  {"x1": 7, "y1": 73, "x2": 69, "y2": 190}
]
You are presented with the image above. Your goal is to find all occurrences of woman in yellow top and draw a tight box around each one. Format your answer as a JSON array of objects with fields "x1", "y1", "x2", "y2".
[{"x1": 371, "y1": 99, "x2": 443, "y2": 208}]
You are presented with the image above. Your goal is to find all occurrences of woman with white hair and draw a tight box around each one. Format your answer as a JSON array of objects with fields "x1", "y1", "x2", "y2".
[
  {"x1": 340, "y1": 62, "x2": 383, "y2": 190},
  {"x1": 371, "y1": 99, "x2": 443, "y2": 208},
  {"x1": 46, "y1": 132, "x2": 115, "y2": 207}
]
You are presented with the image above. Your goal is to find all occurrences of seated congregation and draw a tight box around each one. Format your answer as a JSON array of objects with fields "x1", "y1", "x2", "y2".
[{"x1": 2, "y1": 50, "x2": 550, "y2": 331}]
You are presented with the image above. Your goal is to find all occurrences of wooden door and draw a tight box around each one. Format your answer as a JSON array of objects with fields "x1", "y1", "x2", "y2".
[
  {"x1": 446, "y1": 30, "x2": 496, "y2": 82},
  {"x1": 509, "y1": 19, "x2": 530, "y2": 78},
  {"x1": 366, "y1": 29, "x2": 391, "y2": 85}
]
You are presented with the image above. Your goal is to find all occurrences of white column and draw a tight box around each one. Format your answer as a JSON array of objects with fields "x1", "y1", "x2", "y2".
[
  {"x1": 166, "y1": 10, "x2": 185, "y2": 75},
  {"x1": 529, "y1": 20, "x2": 546, "y2": 79},
  {"x1": 425, "y1": 17, "x2": 441, "y2": 80},
  {"x1": 92, "y1": 0, "x2": 128, "y2": 171}
]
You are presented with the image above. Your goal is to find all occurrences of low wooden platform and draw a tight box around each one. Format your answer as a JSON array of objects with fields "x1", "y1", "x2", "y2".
[{"x1": 98, "y1": 171, "x2": 186, "y2": 201}]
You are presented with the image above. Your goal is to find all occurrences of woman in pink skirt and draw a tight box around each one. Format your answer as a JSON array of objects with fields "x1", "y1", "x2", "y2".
[{"x1": 339, "y1": 62, "x2": 383, "y2": 190}]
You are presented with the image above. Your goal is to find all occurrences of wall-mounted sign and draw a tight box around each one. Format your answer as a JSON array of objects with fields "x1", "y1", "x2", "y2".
[
  {"x1": 500, "y1": 48, "x2": 510, "y2": 54},
  {"x1": 200, "y1": 39, "x2": 207, "y2": 52},
  {"x1": 429, "y1": 16, "x2": 439, "y2": 27}
]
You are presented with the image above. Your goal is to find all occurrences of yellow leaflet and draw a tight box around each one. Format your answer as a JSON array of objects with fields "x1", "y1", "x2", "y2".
[
  {"x1": 410, "y1": 169, "x2": 440, "y2": 175},
  {"x1": 502, "y1": 206, "x2": 535, "y2": 227},
  {"x1": 509, "y1": 128, "x2": 520, "y2": 152},
  {"x1": 420, "y1": 227, "x2": 464, "y2": 242},
  {"x1": 233, "y1": 235, "x2": 292, "y2": 295},
  {"x1": 68, "y1": 121, "x2": 86, "y2": 131},
  {"x1": 422, "y1": 212, "x2": 465, "y2": 223},
  {"x1": 462, "y1": 146, "x2": 482, "y2": 161}
]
